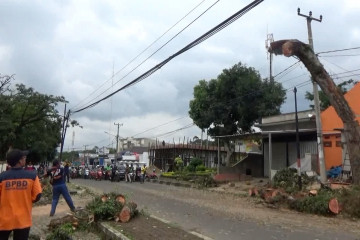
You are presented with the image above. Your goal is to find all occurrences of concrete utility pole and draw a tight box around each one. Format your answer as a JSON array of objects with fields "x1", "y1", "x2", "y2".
[
  {"x1": 297, "y1": 8, "x2": 327, "y2": 183},
  {"x1": 114, "y1": 123, "x2": 123, "y2": 154},
  {"x1": 84, "y1": 145, "x2": 88, "y2": 165},
  {"x1": 265, "y1": 33, "x2": 274, "y2": 82}
]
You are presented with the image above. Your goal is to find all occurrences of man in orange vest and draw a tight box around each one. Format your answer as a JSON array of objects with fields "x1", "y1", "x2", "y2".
[{"x1": 0, "y1": 149, "x2": 42, "y2": 240}]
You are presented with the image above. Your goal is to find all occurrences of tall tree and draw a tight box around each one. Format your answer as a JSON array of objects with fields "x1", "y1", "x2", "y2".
[
  {"x1": 0, "y1": 77, "x2": 67, "y2": 163},
  {"x1": 269, "y1": 39, "x2": 360, "y2": 185},
  {"x1": 305, "y1": 79, "x2": 357, "y2": 110},
  {"x1": 189, "y1": 62, "x2": 286, "y2": 165}
]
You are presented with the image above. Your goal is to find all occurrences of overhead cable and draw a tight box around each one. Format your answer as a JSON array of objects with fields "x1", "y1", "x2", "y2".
[
  {"x1": 70, "y1": 0, "x2": 209, "y2": 110},
  {"x1": 72, "y1": 0, "x2": 264, "y2": 114},
  {"x1": 316, "y1": 46, "x2": 360, "y2": 55}
]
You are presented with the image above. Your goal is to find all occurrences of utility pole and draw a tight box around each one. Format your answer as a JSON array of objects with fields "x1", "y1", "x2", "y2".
[
  {"x1": 114, "y1": 123, "x2": 123, "y2": 155},
  {"x1": 83, "y1": 145, "x2": 88, "y2": 166},
  {"x1": 294, "y1": 87, "x2": 302, "y2": 190},
  {"x1": 298, "y1": 8, "x2": 326, "y2": 184},
  {"x1": 265, "y1": 33, "x2": 274, "y2": 82}
]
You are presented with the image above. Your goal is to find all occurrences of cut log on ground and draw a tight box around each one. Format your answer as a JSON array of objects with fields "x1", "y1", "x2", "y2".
[
  {"x1": 248, "y1": 187, "x2": 259, "y2": 197},
  {"x1": 309, "y1": 189, "x2": 318, "y2": 196},
  {"x1": 101, "y1": 194, "x2": 109, "y2": 202},
  {"x1": 115, "y1": 194, "x2": 126, "y2": 205},
  {"x1": 48, "y1": 214, "x2": 78, "y2": 230},
  {"x1": 117, "y1": 202, "x2": 138, "y2": 223},
  {"x1": 329, "y1": 198, "x2": 340, "y2": 214}
]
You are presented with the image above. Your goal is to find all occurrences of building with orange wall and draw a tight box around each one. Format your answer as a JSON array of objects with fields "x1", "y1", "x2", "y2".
[{"x1": 321, "y1": 82, "x2": 360, "y2": 170}]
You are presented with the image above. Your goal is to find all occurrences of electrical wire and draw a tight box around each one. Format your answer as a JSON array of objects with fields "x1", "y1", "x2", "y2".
[
  {"x1": 152, "y1": 123, "x2": 195, "y2": 138},
  {"x1": 316, "y1": 46, "x2": 360, "y2": 55},
  {"x1": 131, "y1": 116, "x2": 188, "y2": 137},
  {"x1": 71, "y1": 0, "x2": 264, "y2": 114},
  {"x1": 71, "y1": 0, "x2": 219, "y2": 111}
]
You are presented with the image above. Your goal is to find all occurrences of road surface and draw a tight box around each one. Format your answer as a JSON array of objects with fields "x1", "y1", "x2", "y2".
[{"x1": 73, "y1": 179, "x2": 360, "y2": 240}]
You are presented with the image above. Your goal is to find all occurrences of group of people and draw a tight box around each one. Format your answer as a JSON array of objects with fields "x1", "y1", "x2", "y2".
[
  {"x1": 124, "y1": 163, "x2": 147, "y2": 183},
  {"x1": 0, "y1": 149, "x2": 76, "y2": 240}
]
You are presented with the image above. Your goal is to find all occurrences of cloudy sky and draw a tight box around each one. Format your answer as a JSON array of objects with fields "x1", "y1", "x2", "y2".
[{"x1": 1, "y1": 0, "x2": 359, "y2": 151}]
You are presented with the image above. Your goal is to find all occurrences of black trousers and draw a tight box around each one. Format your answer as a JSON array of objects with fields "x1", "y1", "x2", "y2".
[{"x1": 0, "y1": 227, "x2": 30, "y2": 240}]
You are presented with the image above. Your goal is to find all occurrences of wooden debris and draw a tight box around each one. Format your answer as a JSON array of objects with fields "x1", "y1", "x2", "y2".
[
  {"x1": 48, "y1": 215, "x2": 78, "y2": 230},
  {"x1": 309, "y1": 189, "x2": 318, "y2": 196},
  {"x1": 101, "y1": 194, "x2": 109, "y2": 202},
  {"x1": 329, "y1": 198, "x2": 340, "y2": 214},
  {"x1": 248, "y1": 187, "x2": 258, "y2": 197},
  {"x1": 117, "y1": 201, "x2": 138, "y2": 223},
  {"x1": 115, "y1": 194, "x2": 126, "y2": 205}
]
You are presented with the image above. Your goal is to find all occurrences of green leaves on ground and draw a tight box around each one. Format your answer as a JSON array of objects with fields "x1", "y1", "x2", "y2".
[{"x1": 86, "y1": 192, "x2": 124, "y2": 221}]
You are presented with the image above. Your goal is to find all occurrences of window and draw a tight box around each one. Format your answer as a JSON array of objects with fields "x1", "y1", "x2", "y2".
[
  {"x1": 324, "y1": 141, "x2": 332, "y2": 147},
  {"x1": 336, "y1": 141, "x2": 342, "y2": 147}
]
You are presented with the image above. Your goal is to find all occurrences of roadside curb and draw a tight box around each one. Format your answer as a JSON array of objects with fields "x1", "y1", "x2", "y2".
[
  {"x1": 98, "y1": 222, "x2": 131, "y2": 240},
  {"x1": 148, "y1": 178, "x2": 196, "y2": 188},
  {"x1": 150, "y1": 215, "x2": 214, "y2": 240}
]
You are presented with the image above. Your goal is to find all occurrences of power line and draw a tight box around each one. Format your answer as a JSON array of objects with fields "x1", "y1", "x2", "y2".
[
  {"x1": 272, "y1": 60, "x2": 301, "y2": 80},
  {"x1": 152, "y1": 123, "x2": 195, "y2": 138},
  {"x1": 71, "y1": 0, "x2": 219, "y2": 111},
  {"x1": 316, "y1": 46, "x2": 360, "y2": 55},
  {"x1": 131, "y1": 116, "x2": 188, "y2": 137},
  {"x1": 71, "y1": 0, "x2": 264, "y2": 114},
  {"x1": 319, "y1": 54, "x2": 360, "y2": 57}
]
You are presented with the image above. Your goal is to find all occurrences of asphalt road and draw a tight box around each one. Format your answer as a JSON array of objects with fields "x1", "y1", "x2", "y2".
[{"x1": 73, "y1": 179, "x2": 359, "y2": 240}]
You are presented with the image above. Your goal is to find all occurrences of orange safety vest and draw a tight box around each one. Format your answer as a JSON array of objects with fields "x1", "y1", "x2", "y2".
[{"x1": 0, "y1": 167, "x2": 42, "y2": 230}]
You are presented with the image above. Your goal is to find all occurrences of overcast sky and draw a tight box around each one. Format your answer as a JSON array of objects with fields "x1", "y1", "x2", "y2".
[{"x1": 1, "y1": 0, "x2": 359, "y2": 151}]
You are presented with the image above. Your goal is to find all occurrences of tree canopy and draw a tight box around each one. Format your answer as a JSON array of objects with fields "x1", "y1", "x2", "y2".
[
  {"x1": 305, "y1": 79, "x2": 357, "y2": 111},
  {"x1": 189, "y1": 62, "x2": 286, "y2": 165},
  {"x1": 0, "y1": 74, "x2": 68, "y2": 163}
]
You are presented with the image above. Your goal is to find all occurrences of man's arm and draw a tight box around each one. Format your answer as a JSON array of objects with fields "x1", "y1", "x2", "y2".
[{"x1": 32, "y1": 176, "x2": 42, "y2": 203}]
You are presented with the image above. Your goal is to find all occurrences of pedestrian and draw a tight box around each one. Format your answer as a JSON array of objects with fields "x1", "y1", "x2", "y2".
[
  {"x1": 125, "y1": 163, "x2": 130, "y2": 182},
  {"x1": 135, "y1": 164, "x2": 141, "y2": 182},
  {"x1": 24, "y1": 161, "x2": 36, "y2": 171},
  {"x1": 0, "y1": 149, "x2": 42, "y2": 240},
  {"x1": 141, "y1": 164, "x2": 147, "y2": 183},
  {"x1": 129, "y1": 163, "x2": 135, "y2": 182},
  {"x1": 111, "y1": 163, "x2": 117, "y2": 182},
  {"x1": 45, "y1": 160, "x2": 76, "y2": 216},
  {"x1": 64, "y1": 161, "x2": 70, "y2": 183}
]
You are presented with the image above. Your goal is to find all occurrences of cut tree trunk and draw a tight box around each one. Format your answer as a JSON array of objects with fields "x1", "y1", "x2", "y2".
[
  {"x1": 115, "y1": 194, "x2": 126, "y2": 205},
  {"x1": 329, "y1": 198, "x2": 340, "y2": 214},
  {"x1": 117, "y1": 202, "x2": 138, "y2": 223},
  {"x1": 269, "y1": 39, "x2": 360, "y2": 185}
]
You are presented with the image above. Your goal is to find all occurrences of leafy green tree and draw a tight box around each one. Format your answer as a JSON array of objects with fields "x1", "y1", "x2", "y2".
[
  {"x1": 189, "y1": 62, "x2": 286, "y2": 165},
  {"x1": 0, "y1": 76, "x2": 68, "y2": 163},
  {"x1": 305, "y1": 79, "x2": 357, "y2": 110}
]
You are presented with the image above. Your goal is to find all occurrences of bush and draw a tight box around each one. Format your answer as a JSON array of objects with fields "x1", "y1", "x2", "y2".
[
  {"x1": 187, "y1": 158, "x2": 203, "y2": 172},
  {"x1": 338, "y1": 186, "x2": 360, "y2": 218},
  {"x1": 273, "y1": 168, "x2": 316, "y2": 193},
  {"x1": 289, "y1": 189, "x2": 335, "y2": 216},
  {"x1": 196, "y1": 164, "x2": 206, "y2": 172}
]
